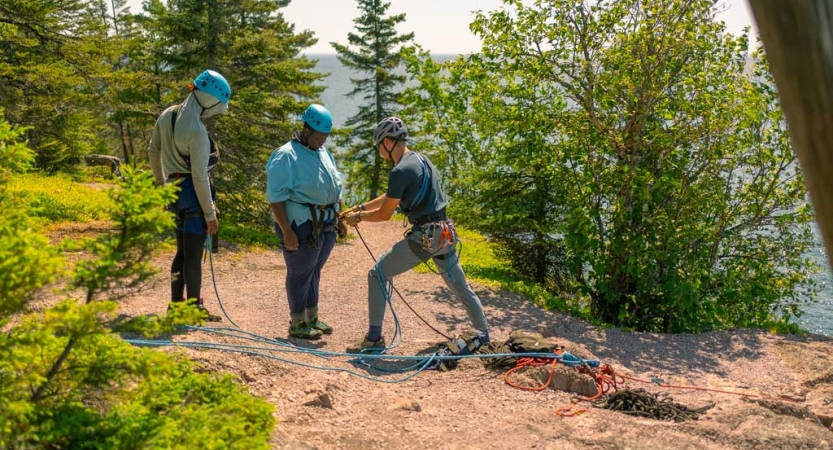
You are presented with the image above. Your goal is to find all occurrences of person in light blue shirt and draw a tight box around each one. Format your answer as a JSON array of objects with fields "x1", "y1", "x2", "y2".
[{"x1": 266, "y1": 104, "x2": 346, "y2": 339}]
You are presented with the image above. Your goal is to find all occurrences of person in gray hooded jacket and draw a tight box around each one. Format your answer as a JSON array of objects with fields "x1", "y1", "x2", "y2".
[{"x1": 148, "y1": 69, "x2": 231, "y2": 321}]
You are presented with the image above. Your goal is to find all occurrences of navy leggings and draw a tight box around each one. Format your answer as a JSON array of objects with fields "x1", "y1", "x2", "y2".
[{"x1": 274, "y1": 221, "x2": 336, "y2": 314}]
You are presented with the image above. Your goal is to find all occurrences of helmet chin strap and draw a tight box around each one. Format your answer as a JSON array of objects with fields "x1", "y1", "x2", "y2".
[
  {"x1": 382, "y1": 139, "x2": 399, "y2": 164},
  {"x1": 192, "y1": 91, "x2": 222, "y2": 118}
]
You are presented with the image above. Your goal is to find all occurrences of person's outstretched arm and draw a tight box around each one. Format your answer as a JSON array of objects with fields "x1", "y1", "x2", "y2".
[{"x1": 345, "y1": 195, "x2": 400, "y2": 225}]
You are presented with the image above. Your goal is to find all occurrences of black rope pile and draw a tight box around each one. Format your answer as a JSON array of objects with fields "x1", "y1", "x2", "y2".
[{"x1": 593, "y1": 388, "x2": 714, "y2": 422}]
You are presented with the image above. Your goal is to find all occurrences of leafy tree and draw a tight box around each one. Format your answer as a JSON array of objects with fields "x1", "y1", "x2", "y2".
[
  {"x1": 0, "y1": 123, "x2": 274, "y2": 447},
  {"x1": 331, "y1": 0, "x2": 414, "y2": 201},
  {"x1": 404, "y1": 0, "x2": 816, "y2": 332}
]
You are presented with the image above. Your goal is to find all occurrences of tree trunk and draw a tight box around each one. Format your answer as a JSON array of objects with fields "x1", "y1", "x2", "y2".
[
  {"x1": 749, "y1": 0, "x2": 833, "y2": 270},
  {"x1": 126, "y1": 122, "x2": 136, "y2": 166}
]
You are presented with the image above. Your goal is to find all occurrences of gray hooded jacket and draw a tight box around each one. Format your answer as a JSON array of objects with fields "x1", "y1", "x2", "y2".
[{"x1": 148, "y1": 90, "x2": 227, "y2": 222}]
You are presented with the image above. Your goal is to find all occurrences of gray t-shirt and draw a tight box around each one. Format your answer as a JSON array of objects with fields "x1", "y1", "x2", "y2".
[{"x1": 386, "y1": 151, "x2": 447, "y2": 223}]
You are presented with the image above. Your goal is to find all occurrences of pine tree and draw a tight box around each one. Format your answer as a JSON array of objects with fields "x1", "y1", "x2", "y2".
[
  {"x1": 141, "y1": 0, "x2": 325, "y2": 224},
  {"x1": 0, "y1": 0, "x2": 117, "y2": 169},
  {"x1": 331, "y1": 0, "x2": 414, "y2": 201}
]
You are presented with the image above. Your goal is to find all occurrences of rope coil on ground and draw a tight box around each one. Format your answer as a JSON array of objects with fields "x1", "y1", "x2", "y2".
[{"x1": 591, "y1": 388, "x2": 714, "y2": 422}]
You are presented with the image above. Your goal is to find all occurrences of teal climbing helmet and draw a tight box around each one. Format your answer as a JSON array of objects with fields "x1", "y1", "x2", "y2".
[
  {"x1": 193, "y1": 70, "x2": 231, "y2": 104},
  {"x1": 301, "y1": 104, "x2": 333, "y2": 134}
]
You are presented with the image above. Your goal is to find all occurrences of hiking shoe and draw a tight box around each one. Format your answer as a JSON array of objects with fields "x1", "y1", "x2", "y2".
[
  {"x1": 288, "y1": 321, "x2": 323, "y2": 340},
  {"x1": 308, "y1": 317, "x2": 333, "y2": 335},
  {"x1": 196, "y1": 298, "x2": 222, "y2": 322},
  {"x1": 197, "y1": 306, "x2": 222, "y2": 322},
  {"x1": 346, "y1": 336, "x2": 386, "y2": 354}
]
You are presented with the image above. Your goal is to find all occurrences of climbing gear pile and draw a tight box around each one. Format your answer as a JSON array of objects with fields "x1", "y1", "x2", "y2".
[
  {"x1": 592, "y1": 388, "x2": 714, "y2": 422},
  {"x1": 430, "y1": 330, "x2": 490, "y2": 371},
  {"x1": 480, "y1": 330, "x2": 559, "y2": 370}
]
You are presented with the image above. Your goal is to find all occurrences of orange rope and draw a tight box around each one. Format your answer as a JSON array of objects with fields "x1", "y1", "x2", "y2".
[
  {"x1": 503, "y1": 356, "x2": 559, "y2": 391},
  {"x1": 503, "y1": 356, "x2": 801, "y2": 419},
  {"x1": 503, "y1": 353, "x2": 622, "y2": 416}
]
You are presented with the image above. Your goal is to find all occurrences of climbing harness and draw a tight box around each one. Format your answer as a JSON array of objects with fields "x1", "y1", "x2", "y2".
[
  {"x1": 300, "y1": 202, "x2": 337, "y2": 250},
  {"x1": 415, "y1": 215, "x2": 456, "y2": 255}
]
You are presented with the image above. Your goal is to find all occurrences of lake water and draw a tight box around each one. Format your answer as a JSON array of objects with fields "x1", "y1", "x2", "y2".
[{"x1": 311, "y1": 53, "x2": 833, "y2": 337}]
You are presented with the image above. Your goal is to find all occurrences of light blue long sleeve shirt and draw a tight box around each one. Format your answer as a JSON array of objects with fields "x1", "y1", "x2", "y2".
[{"x1": 265, "y1": 140, "x2": 343, "y2": 226}]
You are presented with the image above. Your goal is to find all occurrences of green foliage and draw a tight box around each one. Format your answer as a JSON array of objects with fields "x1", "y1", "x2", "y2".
[
  {"x1": 7, "y1": 173, "x2": 112, "y2": 228},
  {"x1": 68, "y1": 166, "x2": 177, "y2": 303},
  {"x1": 0, "y1": 301, "x2": 274, "y2": 450},
  {"x1": 0, "y1": 0, "x2": 115, "y2": 170},
  {"x1": 221, "y1": 222, "x2": 280, "y2": 248},
  {"x1": 331, "y1": 0, "x2": 415, "y2": 201},
  {"x1": 0, "y1": 162, "x2": 275, "y2": 449},
  {"x1": 0, "y1": 124, "x2": 64, "y2": 318},
  {"x1": 405, "y1": 0, "x2": 817, "y2": 332},
  {"x1": 0, "y1": 110, "x2": 35, "y2": 174}
]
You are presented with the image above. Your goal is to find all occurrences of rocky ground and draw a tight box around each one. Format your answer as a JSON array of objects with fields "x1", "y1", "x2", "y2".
[{"x1": 56, "y1": 220, "x2": 833, "y2": 449}]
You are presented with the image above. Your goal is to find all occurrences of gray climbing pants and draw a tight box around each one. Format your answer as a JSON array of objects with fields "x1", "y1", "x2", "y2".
[{"x1": 367, "y1": 223, "x2": 489, "y2": 332}]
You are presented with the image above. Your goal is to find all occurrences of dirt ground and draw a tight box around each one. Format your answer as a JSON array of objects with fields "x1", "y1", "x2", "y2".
[{"x1": 62, "y1": 221, "x2": 833, "y2": 449}]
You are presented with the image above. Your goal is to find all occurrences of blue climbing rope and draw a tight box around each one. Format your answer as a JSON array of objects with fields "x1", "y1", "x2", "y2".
[{"x1": 123, "y1": 230, "x2": 601, "y2": 383}]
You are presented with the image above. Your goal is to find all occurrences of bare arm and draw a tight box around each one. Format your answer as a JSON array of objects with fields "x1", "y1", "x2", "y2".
[
  {"x1": 270, "y1": 202, "x2": 292, "y2": 233},
  {"x1": 360, "y1": 193, "x2": 388, "y2": 211},
  {"x1": 354, "y1": 195, "x2": 400, "y2": 223}
]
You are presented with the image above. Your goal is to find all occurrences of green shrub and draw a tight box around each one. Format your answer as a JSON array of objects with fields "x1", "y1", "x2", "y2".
[{"x1": 0, "y1": 154, "x2": 275, "y2": 449}]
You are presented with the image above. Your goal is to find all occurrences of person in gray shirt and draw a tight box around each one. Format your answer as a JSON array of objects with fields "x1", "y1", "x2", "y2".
[
  {"x1": 342, "y1": 117, "x2": 490, "y2": 353},
  {"x1": 148, "y1": 69, "x2": 230, "y2": 322}
]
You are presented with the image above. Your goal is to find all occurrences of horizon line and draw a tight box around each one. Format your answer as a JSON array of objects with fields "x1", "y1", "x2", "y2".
[{"x1": 303, "y1": 52, "x2": 466, "y2": 56}]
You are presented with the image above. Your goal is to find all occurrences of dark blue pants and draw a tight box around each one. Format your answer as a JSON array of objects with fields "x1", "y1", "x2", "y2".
[{"x1": 274, "y1": 221, "x2": 336, "y2": 314}]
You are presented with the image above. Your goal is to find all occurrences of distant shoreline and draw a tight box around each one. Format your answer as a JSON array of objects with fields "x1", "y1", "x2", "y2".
[{"x1": 304, "y1": 53, "x2": 463, "y2": 57}]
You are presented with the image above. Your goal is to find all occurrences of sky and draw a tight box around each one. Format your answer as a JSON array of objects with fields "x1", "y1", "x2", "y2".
[{"x1": 124, "y1": 0, "x2": 756, "y2": 55}]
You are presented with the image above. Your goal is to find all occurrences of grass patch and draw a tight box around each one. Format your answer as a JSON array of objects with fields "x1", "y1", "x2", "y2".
[
  {"x1": 220, "y1": 222, "x2": 279, "y2": 248},
  {"x1": 9, "y1": 173, "x2": 112, "y2": 228}
]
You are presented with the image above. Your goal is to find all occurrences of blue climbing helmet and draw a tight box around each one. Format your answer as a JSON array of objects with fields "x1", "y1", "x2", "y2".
[
  {"x1": 301, "y1": 104, "x2": 333, "y2": 134},
  {"x1": 193, "y1": 70, "x2": 231, "y2": 104}
]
